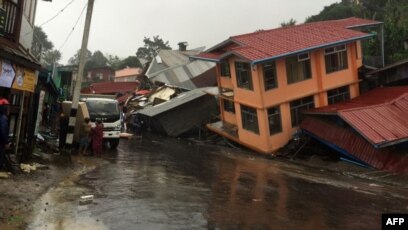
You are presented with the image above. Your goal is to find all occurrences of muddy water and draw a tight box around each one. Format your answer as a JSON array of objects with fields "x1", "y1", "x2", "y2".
[{"x1": 27, "y1": 135, "x2": 407, "y2": 230}]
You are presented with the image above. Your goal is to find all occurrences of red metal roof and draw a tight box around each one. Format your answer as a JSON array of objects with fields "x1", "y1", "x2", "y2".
[
  {"x1": 307, "y1": 86, "x2": 408, "y2": 114},
  {"x1": 339, "y1": 94, "x2": 408, "y2": 147},
  {"x1": 306, "y1": 86, "x2": 408, "y2": 147},
  {"x1": 301, "y1": 116, "x2": 408, "y2": 173},
  {"x1": 81, "y1": 81, "x2": 139, "y2": 95},
  {"x1": 194, "y1": 17, "x2": 381, "y2": 63}
]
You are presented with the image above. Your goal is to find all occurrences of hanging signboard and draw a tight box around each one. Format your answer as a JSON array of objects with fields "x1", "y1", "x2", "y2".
[
  {"x1": 0, "y1": 61, "x2": 15, "y2": 88},
  {"x1": 11, "y1": 68, "x2": 36, "y2": 92}
]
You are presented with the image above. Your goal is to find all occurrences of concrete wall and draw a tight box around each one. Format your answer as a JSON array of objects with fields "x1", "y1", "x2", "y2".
[{"x1": 216, "y1": 41, "x2": 363, "y2": 153}]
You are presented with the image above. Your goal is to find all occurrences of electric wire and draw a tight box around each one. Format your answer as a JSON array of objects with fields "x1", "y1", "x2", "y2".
[
  {"x1": 58, "y1": 2, "x2": 87, "y2": 51},
  {"x1": 23, "y1": 0, "x2": 77, "y2": 37}
]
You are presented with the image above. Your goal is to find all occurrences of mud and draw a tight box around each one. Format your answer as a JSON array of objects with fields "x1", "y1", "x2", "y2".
[{"x1": 24, "y1": 134, "x2": 408, "y2": 230}]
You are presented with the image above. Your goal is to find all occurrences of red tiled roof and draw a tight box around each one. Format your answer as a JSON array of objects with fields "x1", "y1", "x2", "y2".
[
  {"x1": 194, "y1": 17, "x2": 381, "y2": 63},
  {"x1": 304, "y1": 86, "x2": 408, "y2": 147},
  {"x1": 81, "y1": 81, "x2": 139, "y2": 95}
]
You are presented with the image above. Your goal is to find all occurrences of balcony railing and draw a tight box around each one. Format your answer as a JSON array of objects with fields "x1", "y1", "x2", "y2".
[{"x1": 0, "y1": 0, "x2": 21, "y2": 43}]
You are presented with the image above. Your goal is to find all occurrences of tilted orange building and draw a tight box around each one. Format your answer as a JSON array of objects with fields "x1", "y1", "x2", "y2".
[{"x1": 192, "y1": 17, "x2": 382, "y2": 154}]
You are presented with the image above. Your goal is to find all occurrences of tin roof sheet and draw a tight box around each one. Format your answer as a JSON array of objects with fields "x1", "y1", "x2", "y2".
[{"x1": 303, "y1": 86, "x2": 408, "y2": 147}]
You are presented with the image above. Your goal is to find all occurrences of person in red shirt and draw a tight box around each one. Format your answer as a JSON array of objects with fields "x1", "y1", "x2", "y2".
[{"x1": 91, "y1": 120, "x2": 104, "y2": 157}]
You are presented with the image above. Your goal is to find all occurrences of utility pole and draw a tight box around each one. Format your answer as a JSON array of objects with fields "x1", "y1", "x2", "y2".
[{"x1": 65, "y1": 0, "x2": 95, "y2": 152}]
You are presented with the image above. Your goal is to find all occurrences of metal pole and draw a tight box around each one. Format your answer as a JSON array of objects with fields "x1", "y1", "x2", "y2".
[
  {"x1": 14, "y1": 91, "x2": 25, "y2": 161},
  {"x1": 65, "y1": 0, "x2": 95, "y2": 152}
]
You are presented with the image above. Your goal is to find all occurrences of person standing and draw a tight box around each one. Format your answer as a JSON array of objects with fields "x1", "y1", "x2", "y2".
[
  {"x1": 0, "y1": 98, "x2": 10, "y2": 170},
  {"x1": 78, "y1": 117, "x2": 91, "y2": 156},
  {"x1": 91, "y1": 120, "x2": 104, "y2": 157}
]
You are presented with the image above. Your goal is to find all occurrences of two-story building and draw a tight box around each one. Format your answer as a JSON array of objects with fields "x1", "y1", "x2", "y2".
[
  {"x1": 84, "y1": 66, "x2": 114, "y2": 84},
  {"x1": 192, "y1": 17, "x2": 382, "y2": 154}
]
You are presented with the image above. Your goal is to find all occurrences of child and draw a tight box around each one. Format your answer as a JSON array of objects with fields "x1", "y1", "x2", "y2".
[{"x1": 91, "y1": 120, "x2": 104, "y2": 157}]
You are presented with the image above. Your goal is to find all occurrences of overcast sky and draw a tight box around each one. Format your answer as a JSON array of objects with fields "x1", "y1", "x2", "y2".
[{"x1": 35, "y1": 0, "x2": 339, "y2": 64}]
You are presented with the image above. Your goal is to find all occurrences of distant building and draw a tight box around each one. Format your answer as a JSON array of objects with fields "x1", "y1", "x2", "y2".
[
  {"x1": 192, "y1": 17, "x2": 382, "y2": 154},
  {"x1": 146, "y1": 44, "x2": 216, "y2": 89},
  {"x1": 114, "y1": 67, "x2": 143, "y2": 82},
  {"x1": 81, "y1": 81, "x2": 139, "y2": 96},
  {"x1": 54, "y1": 65, "x2": 77, "y2": 100},
  {"x1": 85, "y1": 66, "x2": 115, "y2": 83}
]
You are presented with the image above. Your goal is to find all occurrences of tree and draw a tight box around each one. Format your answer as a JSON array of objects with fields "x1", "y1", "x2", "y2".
[
  {"x1": 32, "y1": 26, "x2": 53, "y2": 51},
  {"x1": 305, "y1": 0, "x2": 408, "y2": 64},
  {"x1": 136, "y1": 36, "x2": 171, "y2": 61},
  {"x1": 32, "y1": 26, "x2": 61, "y2": 68},
  {"x1": 106, "y1": 54, "x2": 122, "y2": 70},
  {"x1": 280, "y1": 19, "x2": 296, "y2": 27},
  {"x1": 116, "y1": 56, "x2": 142, "y2": 70},
  {"x1": 68, "y1": 49, "x2": 92, "y2": 65},
  {"x1": 42, "y1": 50, "x2": 62, "y2": 68},
  {"x1": 91, "y1": 50, "x2": 108, "y2": 67}
]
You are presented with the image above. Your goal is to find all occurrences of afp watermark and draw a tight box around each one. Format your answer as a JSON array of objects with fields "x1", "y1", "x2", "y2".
[{"x1": 382, "y1": 214, "x2": 408, "y2": 230}]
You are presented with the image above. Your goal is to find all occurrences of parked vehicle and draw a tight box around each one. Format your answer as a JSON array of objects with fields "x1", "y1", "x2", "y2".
[
  {"x1": 62, "y1": 95, "x2": 121, "y2": 149},
  {"x1": 80, "y1": 95, "x2": 121, "y2": 149}
]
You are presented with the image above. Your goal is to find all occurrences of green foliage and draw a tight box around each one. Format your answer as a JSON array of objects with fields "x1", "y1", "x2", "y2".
[
  {"x1": 105, "y1": 55, "x2": 142, "y2": 70},
  {"x1": 32, "y1": 26, "x2": 62, "y2": 68},
  {"x1": 32, "y1": 26, "x2": 53, "y2": 51},
  {"x1": 68, "y1": 49, "x2": 92, "y2": 65},
  {"x1": 280, "y1": 19, "x2": 296, "y2": 27},
  {"x1": 115, "y1": 56, "x2": 142, "y2": 70},
  {"x1": 306, "y1": 0, "x2": 408, "y2": 64},
  {"x1": 136, "y1": 35, "x2": 171, "y2": 61},
  {"x1": 42, "y1": 50, "x2": 62, "y2": 68},
  {"x1": 305, "y1": 2, "x2": 358, "y2": 23}
]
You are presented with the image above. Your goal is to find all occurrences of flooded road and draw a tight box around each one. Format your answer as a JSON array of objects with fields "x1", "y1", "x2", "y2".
[{"x1": 27, "y1": 135, "x2": 408, "y2": 230}]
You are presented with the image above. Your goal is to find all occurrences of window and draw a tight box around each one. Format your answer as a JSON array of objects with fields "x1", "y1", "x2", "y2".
[
  {"x1": 327, "y1": 86, "x2": 350, "y2": 105},
  {"x1": 235, "y1": 62, "x2": 253, "y2": 90},
  {"x1": 263, "y1": 61, "x2": 278, "y2": 90},
  {"x1": 223, "y1": 99, "x2": 235, "y2": 114},
  {"x1": 220, "y1": 62, "x2": 231, "y2": 77},
  {"x1": 241, "y1": 105, "x2": 259, "y2": 134},
  {"x1": 325, "y1": 45, "x2": 348, "y2": 73},
  {"x1": 290, "y1": 96, "x2": 315, "y2": 127},
  {"x1": 286, "y1": 53, "x2": 311, "y2": 84},
  {"x1": 268, "y1": 106, "x2": 282, "y2": 135}
]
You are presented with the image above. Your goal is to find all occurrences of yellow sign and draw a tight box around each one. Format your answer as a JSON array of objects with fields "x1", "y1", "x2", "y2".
[{"x1": 12, "y1": 68, "x2": 36, "y2": 92}]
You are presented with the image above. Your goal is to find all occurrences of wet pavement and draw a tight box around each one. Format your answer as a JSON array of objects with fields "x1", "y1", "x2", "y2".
[{"x1": 27, "y1": 134, "x2": 408, "y2": 230}]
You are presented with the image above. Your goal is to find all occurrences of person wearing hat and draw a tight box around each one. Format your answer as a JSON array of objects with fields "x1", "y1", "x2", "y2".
[{"x1": 0, "y1": 98, "x2": 10, "y2": 170}]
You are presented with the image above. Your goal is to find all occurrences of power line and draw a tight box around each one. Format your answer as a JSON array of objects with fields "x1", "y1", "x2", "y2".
[
  {"x1": 58, "y1": 2, "x2": 87, "y2": 51},
  {"x1": 23, "y1": 0, "x2": 77, "y2": 37},
  {"x1": 38, "y1": 0, "x2": 76, "y2": 27}
]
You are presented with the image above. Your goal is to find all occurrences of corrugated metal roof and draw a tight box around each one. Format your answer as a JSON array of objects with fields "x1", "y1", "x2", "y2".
[
  {"x1": 304, "y1": 86, "x2": 408, "y2": 147},
  {"x1": 193, "y1": 17, "x2": 381, "y2": 63},
  {"x1": 339, "y1": 94, "x2": 408, "y2": 147},
  {"x1": 301, "y1": 116, "x2": 408, "y2": 173},
  {"x1": 366, "y1": 58, "x2": 408, "y2": 75},
  {"x1": 146, "y1": 48, "x2": 216, "y2": 90},
  {"x1": 306, "y1": 86, "x2": 408, "y2": 114},
  {"x1": 137, "y1": 89, "x2": 207, "y2": 117}
]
